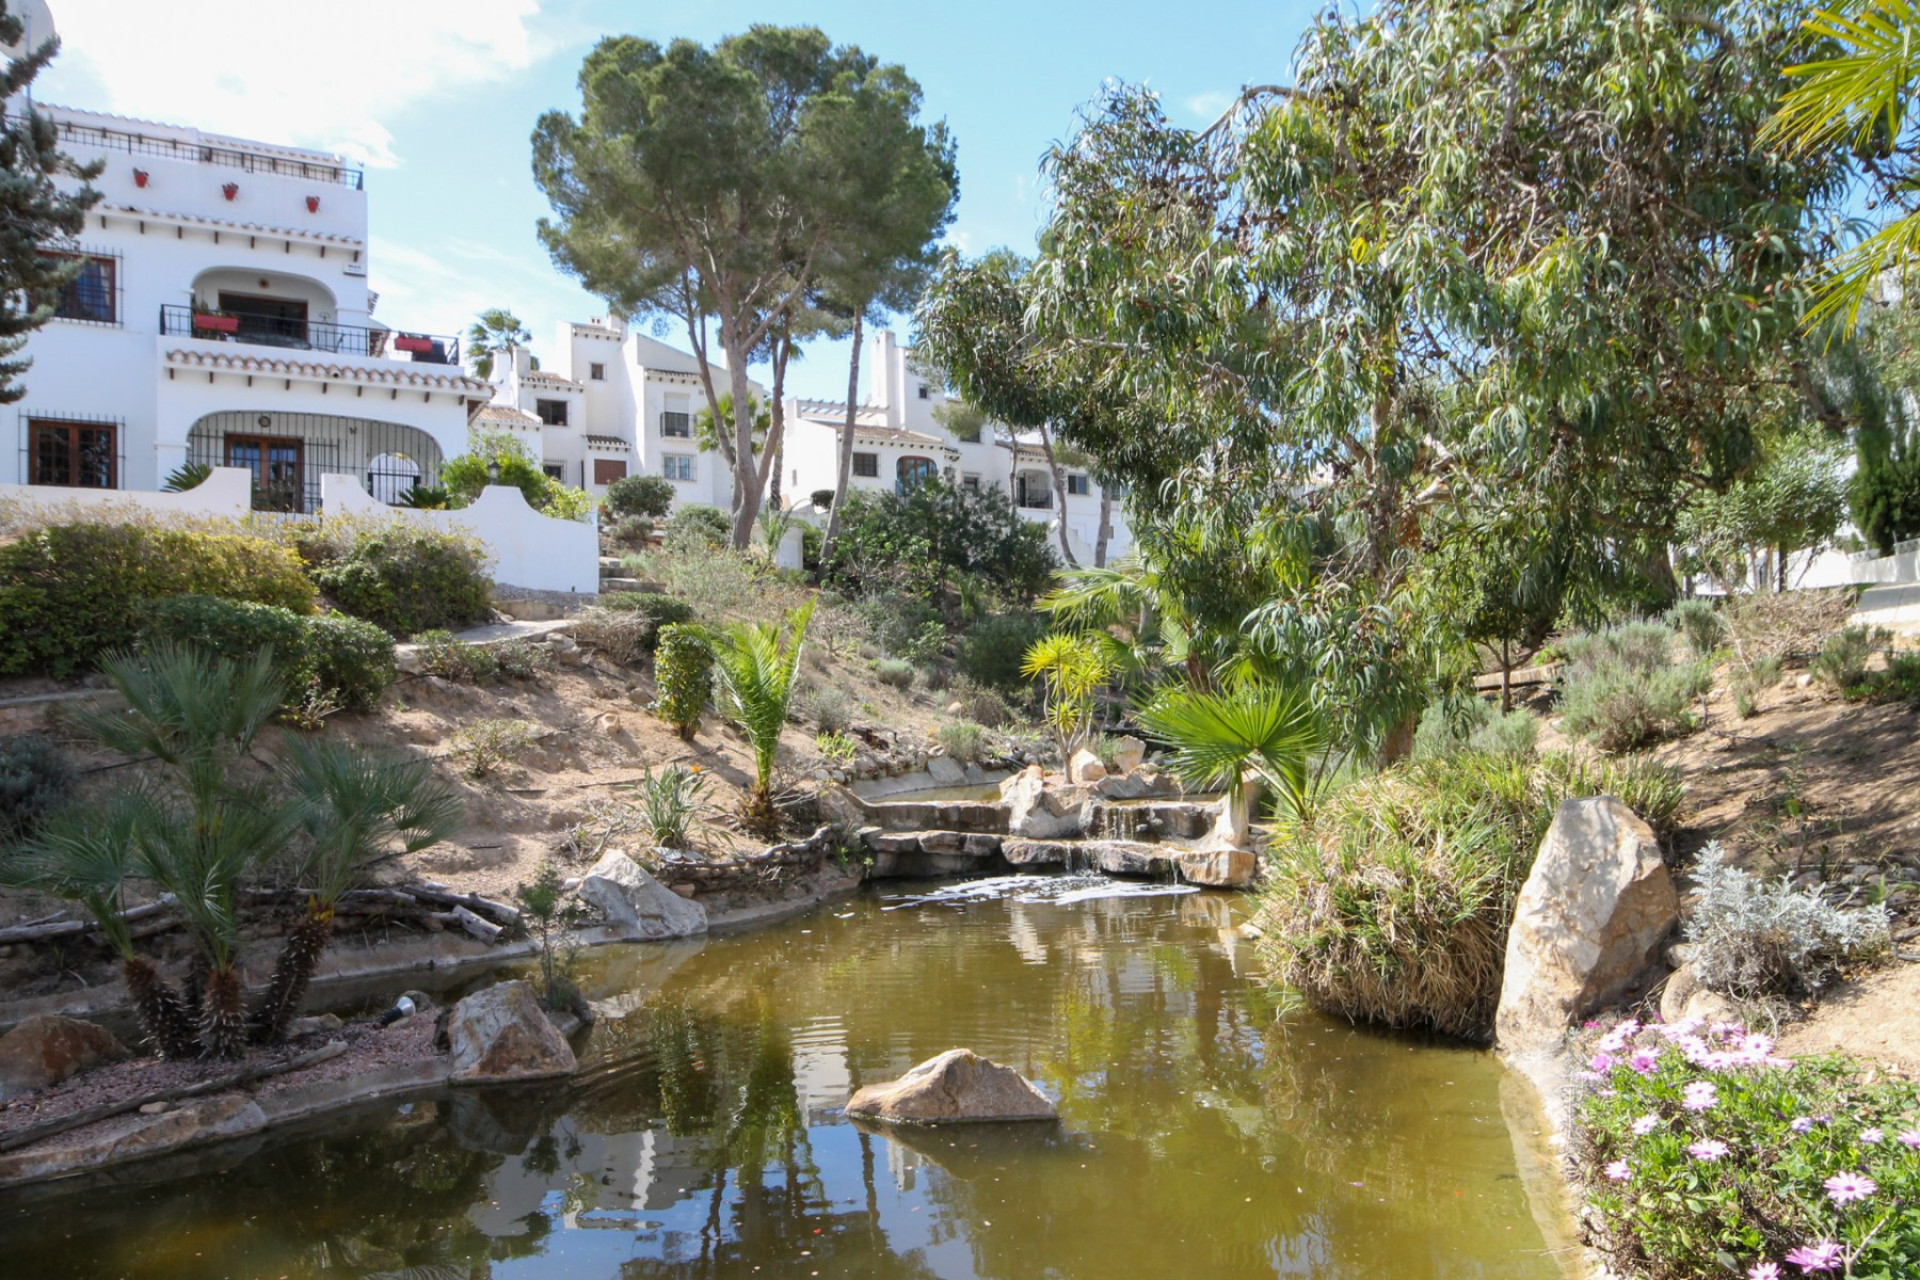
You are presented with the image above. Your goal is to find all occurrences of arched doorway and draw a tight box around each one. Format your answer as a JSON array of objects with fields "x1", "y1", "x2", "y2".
[{"x1": 188, "y1": 412, "x2": 445, "y2": 513}]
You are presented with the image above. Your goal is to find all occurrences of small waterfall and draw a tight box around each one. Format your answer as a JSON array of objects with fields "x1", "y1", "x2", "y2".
[
  {"x1": 1064, "y1": 841, "x2": 1096, "y2": 875},
  {"x1": 1094, "y1": 804, "x2": 1146, "y2": 842}
]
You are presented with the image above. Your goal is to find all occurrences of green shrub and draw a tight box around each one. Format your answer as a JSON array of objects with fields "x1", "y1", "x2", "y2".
[
  {"x1": 957, "y1": 612, "x2": 1047, "y2": 693},
  {"x1": 140, "y1": 596, "x2": 394, "y2": 711},
  {"x1": 875, "y1": 658, "x2": 915, "y2": 689},
  {"x1": 1573, "y1": 1023, "x2": 1920, "y2": 1280},
  {"x1": 808, "y1": 685, "x2": 854, "y2": 734},
  {"x1": 1811, "y1": 623, "x2": 1891, "y2": 694},
  {"x1": 301, "y1": 614, "x2": 396, "y2": 710},
  {"x1": 652, "y1": 624, "x2": 713, "y2": 740},
  {"x1": 1254, "y1": 750, "x2": 1681, "y2": 1041},
  {"x1": 1413, "y1": 692, "x2": 1538, "y2": 759},
  {"x1": 598, "y1": 592, "x2": 695, "y2": 651},
  {"x1": 816, "y1": 731, "x2": 858, "y2": 763},
  {"x1": 0, "y1": 522, "x2": 315, "y2": 677},
  {"x1": 604, "y1": 516, "x2": 654, "y2": 550},
  {"x1": 1730, "y1": 655, "x2": 1782, "y2": 719},
  {"x1": 857, "y1": 593, "x2": 948, "y2": 663},
  {"x1": 450, "y1": 718, "x2": 536, "y2": 779},
  {"x1": 1557, "y1": 622, "x2": 1711, "y2": 751},
  {"x1": 0, "y1": 734, "x2": 73, "y2": 843},
  {"x1": 629, "y1": 765, "x2": 711, "y2": 848},
  {"x1": 491, "y1": 638, "x2": 554, "y2": 681},
  {"x1": 664, "y1": 504, "x2": 731, "y2": 549},
  {"x1": 1665, "y1": 597, "x2": 1724, "y2": 658},
  {"x1": 304, "y1": 524, "x2": 492, "y2": 637},
  {"x1": 955, "y1": 683, "x2": 1018, "y2": 728},
  {"x1": 937, "y1": 720, "x2": 988, "y2": 765},
  {"x1": 414, "y1": 629, "x2": 500, "y2": 683},
  {"x1": 604, "y1": 474, "x2": 675, "y2": 521}
]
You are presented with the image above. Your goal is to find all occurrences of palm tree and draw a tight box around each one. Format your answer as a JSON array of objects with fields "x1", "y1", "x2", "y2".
[
  {"x1": 467, "y1": 308, "x2": 532, "y2": 379},
  {"x1": 1134, "y1": 680, "x2": 1325, "y2": 852},
  {"x1": 1020, "y1": 632, "x2": 1113, "y2": 762},
  {"x1": 1766, "y1": 0, "x2": 1920, "y2": 331},
  {"x1": 707, "y1": 599, "x2": 815, "y2": 837},
  {"x1": 250, "y1": 738, "x2": 463, "y2": 1043}
]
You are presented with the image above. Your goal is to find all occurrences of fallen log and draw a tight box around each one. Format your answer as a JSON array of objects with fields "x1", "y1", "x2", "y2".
[
  {"x1": 405, "y1": 883, "x2": 520, "y2": 929},
  {"x1": 0, "y1": 899, "x2": 175, "y2": 947},
  {"x1": 445, "y1": 906, "x2": 503, "y2": 944}
]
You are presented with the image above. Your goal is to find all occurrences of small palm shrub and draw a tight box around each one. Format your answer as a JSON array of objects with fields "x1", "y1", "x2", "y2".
[
  {"x1": 0, "y1": 734, "x2": 72, "y2": 844},
  {"x1": 708, "y1": 599, "x2": 815, "y2": 836},
  {"x1": 302, "y1": 523, "x2": 493, "y2": 637},
  {"x1": 652, "y1": 624, "x2": 713, "y2": 740},
  {"x1": 1686, "y1": 843, "x2": 1891, "y2": 1000},
  {"x1": 937, "y1": 720, "x2": 988, "y2": 765},
  {"x1": 1665, "y1": 598, "x2": 1724, "y2": 658},
  {"x1": 1811, "y1": 624, "x2": 1891, "y2": 694},
  {"x1": 630, "y1": 765, "x2": 711, "y2": 849},
  {"x1": 604, "y1": 474, "x2": 675, "y2": 521},
  {"x1": 1557, "y1": 622, "x2": 1711, "y2": 751},
  {"x1": 1022, "y1": 633, "x2": 1113, "y2": 761},
  {"x1": 1254, "y1": 751, "x2": 1682, "y2": 1041},
  {"x1": 875, "y1": 658, "x2": 915, "y2": 689},
  {"x1": 1574, "y1": 1020, "x2": 1920, "y2": 1280},
  {"x1": 450, "y1": 719, "x2": 537, "y2": 779}
]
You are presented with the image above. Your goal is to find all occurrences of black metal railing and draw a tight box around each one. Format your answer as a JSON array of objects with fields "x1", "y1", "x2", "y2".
[
  {"x1": 53, "y1": 118, "x2": 364, "y2": 188},
  {"x1": 160, "y1": 305, "x2": 460, "y2": 365}
]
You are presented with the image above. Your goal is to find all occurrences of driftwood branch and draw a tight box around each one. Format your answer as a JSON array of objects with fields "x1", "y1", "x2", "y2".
[{"x1": 444, "y1": 906, "x2": 503, "y2": 944}]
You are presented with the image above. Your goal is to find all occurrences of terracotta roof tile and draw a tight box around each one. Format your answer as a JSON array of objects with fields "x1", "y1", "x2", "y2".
[
  {"x1": 104, "y1": 204, "x2": 364, "y2": 247},
  {"x1": 164, "y1": 348, "x2": 492, "y2": 395}
]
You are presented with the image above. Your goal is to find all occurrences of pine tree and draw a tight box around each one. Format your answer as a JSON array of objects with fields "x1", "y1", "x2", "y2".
[{"x1": 0, "y1": 2, "x2": 102, "y2": 403}]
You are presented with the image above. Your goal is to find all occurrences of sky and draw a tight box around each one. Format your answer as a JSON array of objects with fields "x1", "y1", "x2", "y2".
[{"x1": 36, "y1": 0, "x2": 1320, "y2": 402}]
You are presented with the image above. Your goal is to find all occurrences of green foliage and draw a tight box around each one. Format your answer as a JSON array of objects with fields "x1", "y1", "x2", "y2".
[
  {"x1": 450, "y1": 718, "x2": 537, "y2": 779},
  {"x1": 874, "y1": 658, "x2": 914, "y2": 689},
  {"x1": 1675, "y1": 425, "x2": 1851, "y2": 591},
  {"x1": 1022, "y1": 632, "x2": 1113, "y2": 760},
  {"x1": 1812, "y1": 624, "x2": 1892, "y2": 693},
  {"x1": 707, "y1": 599, "x2": 815, "y2": 835},
  {"x1": 440, "y1": 428, "x2": 593, "y2": 522},
  {"x1": 604, "y1": 474, "x2": 675, "y2": 520},
  {"x1": 815, "y1": 731, "x2": 858, "y2": 763},
  {"x1": 1412, "y1": 693, "x2": 1538, "y2": 760},
  {"x1": 161, "y1": 461, "x2": 212, "y2": 492},
  {"x1": 0, "y1": 734, "x2": 71, "y2": 845},
  {"x1": 629, "y1": 765, "x2": 712, "y2": 849},
  {"x1": 936, "y1": 720, "x2": 987, "y2": 765},
  {"x1": 807, "y1": 685, "x2": 853, "y2": 733},
  {"x1": 664, "y1": 504, "x2": 733, "y2": 549},
  {"x1": 465, "y1": 308, "x2": 531, "y2": 380},
  {"x1": 1574, "y1": 1026, "x2": 1920, "y2": 1280},
  {"x1": 856, "y1": 592, "x2": 946, "y2": 662},
  {"x1": 824, "y1": 479, "x2": 1054, "y2": 605},
  {"x1": 413, "y1": 630, "x2": 501, "y2": 683},
  {"x1": 1558, "y1": 623, "x2": 1712, "y2": 752},
  {"x1": 652, "y1": 624, "x2": 714, "y2": 740},
  {"x1": 140, "y1": 595, "x2": 396, "y2": 713},
  {"x1": 956, "y1": 611, "x2": 1047, "y2": 693},
  {"x1": 1665, "y1": 599, "x2": 1725, "y2": 659},
  {"x1": 954, "y1": 682, "x2": 1017, "y2": 728},
  {"x1": 605, "y1": 515, "x2": 655, "y2": 549},
  {"x1": 515, "y1": 861, "x2": 589, "y2": 1012},
  {"x1": 303, "y1": 523, "x2": 493, "y2": 638},
  {"x1": 598, "y1": 591, "x2": 695, "y2": 648},
  {"x1": 1136, "y1": 679, "x2": 1325, "y2": 828},
  {"x1": 1254, "y1": 751, "x2": 1681, "y2": 1041},
  {"x1": 0, "y1": 522, "x2": 316, "y2": 677}
]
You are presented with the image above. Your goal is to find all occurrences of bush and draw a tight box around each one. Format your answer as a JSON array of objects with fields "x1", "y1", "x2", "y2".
[
  {"x1": 1557, "y1": 623, "x2": 1711, "y2": 751},
  {"x1": 664, "y1": 504, "x2": 731, "y2": 549},
  {"x1": 817, "y1": 731, "x2": 858, "y2": 763},
  {"x1": 1573, "y1": 1020, "x2": 1920, "y2": 1280},
  {"x1": 491, "y1": 638, "x2": 554, "y2": 680},
  {"x1": 302, "y1": 614, "x2": 396, "y2": 710},
  {"x1": 449, "y1": 718, "x2": 536, "y2": 779},
  {"x1": 809, "y1": 489, "x2": 834, "y2": 509},
  {"x1": 875, "y1": 658, "x2": 915, "y2": 689},
  {"x1": 630, "y1": 765, "x2": 710, "y2": 848},
  {"x1": 1811, "y1": 624, "x2": 1891, "y2": 694},
  {"x1": 304, "y1": 524, "x2": 492, "y2": 637},
  {"x1": 808, "y1": 686, "x2": 853, "y2": 734},
  {"x1": 957, "y1": 612, "x2": 1047, "y2": 693},
  {"x1": 1730, "y1": 656, "x2": 1782, "y2": 719},
  {"x1": 822, "y1": 479, "x2": 1055, "y2": 605},
  {"x1": 0, "y1": 734, "x2": 73, "y2": 843},
  {"x1": 1687, "y1": 843, "x2": 1891, "y2": 1000},
  {"x1": 937, "y1": 720, "x2": 988, "y2": 765},
  {"x1": 1665, "y1": 598, "x2": 1724, "y2": 658},
  {"x1": 1413, "y1": 692, "x2": 1538, "y2": 759},
  {"x1": 0, "y1": 522, "x2": 315, "y2": 677},
  {"x1": 414, "y1": 629, "x2": 499, "y2": 683},
  {"x1": 140, "y1": 596, "x2": 394, "y2": 711},
  {"x1": 652, "y1": 625, "x2": 712, "y2": 740},
  {"x1": 954, "y1": 682, "x2": 1018, "y2": 728},
  {"x1": 1254, "y1": 751, "x2": 1681, "y2": 1041},
  {"x1": 1723, "y1": 588, "x2": 1858, "y2": 666},
  {"x1": 598, "y1": 592, "x2": 695, "y2": 652},
  {"x1": 604, "y1": 474, "x2": 675, "y2": 520},
  {"x1": 604, "y1": 516, "x2": 654, "y2": 550},
  {"x1": 857, "y1": 593, "x2": 947, "y2": 663}
]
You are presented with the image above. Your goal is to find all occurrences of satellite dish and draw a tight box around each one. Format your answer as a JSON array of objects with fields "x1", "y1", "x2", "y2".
[{"x1": 3, "y1": 1, "x2": 57, "y2": 60}]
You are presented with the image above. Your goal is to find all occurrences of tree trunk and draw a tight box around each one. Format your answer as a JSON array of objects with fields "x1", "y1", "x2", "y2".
[
  {"x1": 1377, "y1": 709, "x2": 1418, "y2": 766},
  {"x1": 201, "y1": 966, "x2": 248, "y2": 1060},
  {"x1": 725, "y1": 327, "x2": 763, "y2": 550},
  {"x1": 250, "y1": 911, "x2": 332, "y2": 1045},
  {"x1": 821, "y1": 312, "x2": 864, "y2": 567},
  {"x1": 1500, "y1": 636, "x2": 1513, "y2": 714},
  {"x1": 761, "y1": 323, "x2": 792, "y2": 511},
  {"x1": 1777, "y1": 543, "x2": 1788, "y2": 593},
  {"x1": 123, "y1": 955, "x2": 196, "y2": 1060},
  {"x1": 1094, "y1": 486, "x2": 1113, "y2": 568},
  {"x1": 1037, "y1": 424, "x2": 1078, "y2": 567}
]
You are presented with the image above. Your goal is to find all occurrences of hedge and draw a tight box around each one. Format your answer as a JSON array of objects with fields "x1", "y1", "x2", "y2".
[
  {"x1": 139, "y1": 595, "x2": 396, "y2": 710},
  {"x1": 299, "y1": 523, "x2": 493, "y2": 637}
]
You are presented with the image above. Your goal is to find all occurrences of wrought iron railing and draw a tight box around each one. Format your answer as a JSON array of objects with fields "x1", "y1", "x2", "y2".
[
  {"x1": 160, "y1": 305, "x2": 460, "y2": 365},
  {"x1": 52, "y1": 118, "x2": 364, "y2": 188}
]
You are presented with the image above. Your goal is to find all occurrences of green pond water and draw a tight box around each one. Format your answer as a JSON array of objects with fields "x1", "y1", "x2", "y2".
[{"x1": 0, "y1": 876, "x2": 1574, "y2": 1279}]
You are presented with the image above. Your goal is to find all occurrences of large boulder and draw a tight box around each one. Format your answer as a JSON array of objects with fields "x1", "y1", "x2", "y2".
[
  {"x1": 1174, "y1": 848, "x2": 1258, "y2": 889},
  {"x1": 446, "y1": 980, "x2": 578, "y2": 1084},
  {"x1": 925, "y1": 754, "x2": 968, "y2": 787},
  {"x1": 579, "y1": 850, "x2": 709, "y2": 940},
  {"x1": 1496, "y1": 797, "x2": 1678, "y2": 1056},
  {"x1": 845, "y1": 1049, "x2": 1057, "y2": 1125},
  {"x1": 1002, "y1": 772, "x2": 1091, "y2": 839},
  {"x1": 1066, "y1": 749, "x2": 1108, "y2": 784},
  {"x1": 1108, "y1": 734, "x2": 1148, "y2": 775},
  {"x1": 0, "y1": 1015, "x2": 129, "y2": 1101}
]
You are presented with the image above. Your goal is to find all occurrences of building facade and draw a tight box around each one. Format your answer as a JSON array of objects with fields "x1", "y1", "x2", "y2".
[{"x1": 7, "y1": 101, "x2": 490, "y2": 510}]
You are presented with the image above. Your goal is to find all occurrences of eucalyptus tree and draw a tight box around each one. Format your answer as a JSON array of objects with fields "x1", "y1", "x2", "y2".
[{"x1": 534, "y1": 27, "x2": 949, "y2": 550}]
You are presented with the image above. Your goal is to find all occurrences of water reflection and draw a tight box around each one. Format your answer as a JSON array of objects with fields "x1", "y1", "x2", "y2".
[{"x1": 0, "y1": 886, "x2": 1568, "y2": 1279}]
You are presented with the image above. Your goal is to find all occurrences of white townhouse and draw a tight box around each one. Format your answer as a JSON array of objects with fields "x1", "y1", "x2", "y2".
[
  {"x1": 486, "y1": 318, "x2": 763, "y2": 511},
  {"x1": 784, "y1": 329, "x2": 1133, "y2": 565},
  {"x1": 6, "y1": 98, "x2": 490, "y2": 511}
]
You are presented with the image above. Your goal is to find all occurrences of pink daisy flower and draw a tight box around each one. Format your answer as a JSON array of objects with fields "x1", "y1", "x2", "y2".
[
  {"x1": 1682, "y1": 1081, "x2": 1718, "y2": 1111},
  {"x1": 1748, "y1": 1263, "x2": 1781, "y2": 1280},
  {"x1": 1628, "y1": 1049, "x2": 1660, "y2": 1075},
  {"x1": 1860, "y1": 1127, "x2": 1884, "y2": 1145},
  {"x1": 1688, "y1": 1139, "x2": 1730, "y2": 1161},
  {"x1": 1631, "y1": 1114, "x2": 1660, "y2": 1136},
  {"x1": 1823, "y1": 1172, "x2": 1876, "y2": 1205},
  {"x1": 1898, "y1": 1129, "x2": 1920, "y2": 1149},
  {"x1": 1783, "y1": 1240, "x2": 1843, "y2": 1273},
  {"x1": 1604, "y1": 1159, "x2": 1630, "y2": 1182}
]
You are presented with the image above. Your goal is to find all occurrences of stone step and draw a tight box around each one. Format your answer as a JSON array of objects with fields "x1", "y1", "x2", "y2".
[{"x1": 861, "y1": 829, "x2": 1002, "y2": 857}]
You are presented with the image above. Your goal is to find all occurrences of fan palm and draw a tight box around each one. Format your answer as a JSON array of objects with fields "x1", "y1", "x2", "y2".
[
  {"x1": 251, "y1": 738, "x2": 463, "y2": 1043},
  {"x1": 1134, "y1": 679, "x2": 1326, "y2": 851},
  {"x1": 706, "y1": 599, "x2": 815, "y2": 837}
]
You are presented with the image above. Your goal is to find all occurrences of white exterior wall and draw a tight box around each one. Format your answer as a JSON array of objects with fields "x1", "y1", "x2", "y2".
[{"x1": 323, "y1": 474, "x2": 598, "y2": 595}]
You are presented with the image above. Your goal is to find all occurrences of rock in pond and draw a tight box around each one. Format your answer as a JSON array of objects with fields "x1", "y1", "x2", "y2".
[
  {"x1": 1173, "y1": 848, "x2": 1258, "y2": 889},
  {"x1": 578, "y1": 850, "x2": 709, "y2": 940},
  {"x1": 0, "y1": 1015, "x2": 129, "y2": 1101},
  {"x1": 1495, "y1": 797, "x2": 1677, "y2": 1055},
  {"x1": 925, "y1": 754, "x2": 968, "y2": 786},
  {"x1": 845, "y1": 1049, "x2": 1056, "y2": 1125},
  {"x1": 446, "y1": 980, "x2": 578, "y2": 1084}
]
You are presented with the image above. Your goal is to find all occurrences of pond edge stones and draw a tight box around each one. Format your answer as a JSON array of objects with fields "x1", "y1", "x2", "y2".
[
  {"x1": 845, "y1": 1048, "x2": 1057, "y2": 1124},
  {"x1": 578, "y1": 850, "x2": 709, "y2": 940}
]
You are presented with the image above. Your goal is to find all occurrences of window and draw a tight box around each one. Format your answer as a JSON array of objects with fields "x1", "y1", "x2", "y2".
[
  {"x1": 961, "y1": 473, "x2": 980, "y2": 491},
  {"x1": 663, "y1": 454, "x2": 695, "y2": 481},
  {"x1": 1066, "y1": 473, "x2": 1091, "y2": 496},
  {"x1": 28, "y1": 418, "x2": 116, "y2": 488},
  {"x1": 535, "y1": 398, "x2": 569, "y2": 426},
  {"x1": 593, "y1": 458, "x2": 627, "y2": 486},
  {"x1": 917, "y1": 384, "x2": 931, "y2": 400},
  {"x1": 896, "y1": 455, "x2": 937, "y2": 493},
  {"x1": 589, "y1": 363, "x2": 606, "y2": 381},
  {"x1": 41, "y1": 253, "x2": 116, "y2": 324},
  {"x1": 225, "y1": 434, "x2": 304, "y2": 512},
  {"x1": 852, "y1": 451, "x2": 878, "y2": 478},
  {"x1": 660, "y1": 411, "x2": 691, "y2": 438},
  {"x1": 543, "y1": 463, "x2": 566, "y2": 481}
]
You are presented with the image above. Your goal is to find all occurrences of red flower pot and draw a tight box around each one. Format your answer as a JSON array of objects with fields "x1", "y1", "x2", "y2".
[
  {"x1": 194, "y1": 313, "x2": 239, "y2": 334},
  {"x1": 306, "y1": 195, "x2": 320, "y2": 213},
  {"x1": 222, "y1": 182, "x2": 238, "y2": 201},
  {"x1": 133, "y1": 168, "x2": 149, "y2": 188},
  {"x1": 392, "y1": 335, "x2": 434, "y2": 353}
]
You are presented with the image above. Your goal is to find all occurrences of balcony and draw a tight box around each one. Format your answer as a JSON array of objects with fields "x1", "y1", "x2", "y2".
[
  {"x1": 160, "y1": 305, "x2": 460, "y2": 365},
  {"x1": 53, "y1": 118, "x2": 364, "y2": 188}
]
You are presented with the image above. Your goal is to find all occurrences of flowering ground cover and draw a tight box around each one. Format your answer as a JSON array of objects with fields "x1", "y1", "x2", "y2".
[{"x1": 1573, "y1": 1016, "x2": 1919, "y2": 1279}]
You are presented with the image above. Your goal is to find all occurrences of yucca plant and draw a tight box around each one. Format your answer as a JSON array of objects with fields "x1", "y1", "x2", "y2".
[
  {"x1": 1134, "y1": 678, "x2": 1326, "y2": 849},
  {"x1": 1020, "y1": 632, "x2": 1114, "y2": 761},
  {"x1": 707, "y1": 599, "x2": 815, "y2": 837},
  {"x1": 251, "y1": 738, "x2": 462, "y2": 1044}
]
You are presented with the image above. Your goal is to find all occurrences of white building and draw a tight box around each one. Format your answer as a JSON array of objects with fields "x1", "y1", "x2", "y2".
[
  {"x1": 6, "y1": 96, "x2": 490, "y2": 510},
  {"x1": 785, "y1": 329, "x2": 1133, "y2": 565}
]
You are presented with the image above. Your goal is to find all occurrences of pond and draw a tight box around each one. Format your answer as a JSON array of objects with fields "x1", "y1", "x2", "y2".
[{"x1": 0, "y1": 878, "x2": 1575, "y2": 1279}]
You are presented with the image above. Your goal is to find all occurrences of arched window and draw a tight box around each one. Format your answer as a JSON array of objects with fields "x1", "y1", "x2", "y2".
[{"x1": 897, "y1": 455, "x2": 936, "y2": 494}]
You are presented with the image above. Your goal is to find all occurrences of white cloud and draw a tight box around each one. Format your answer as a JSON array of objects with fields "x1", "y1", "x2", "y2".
[
  {"x1": 37, "y1": 0, "x2": 561, "y2": 167},
  {"x1": 1185, "y1": 90, "x2": 1237, "y2": 124}
]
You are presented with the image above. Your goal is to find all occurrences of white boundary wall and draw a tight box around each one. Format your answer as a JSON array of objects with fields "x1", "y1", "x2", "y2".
[{"x1": 0, "y1": 465, "x2": 253, "y2": 522}]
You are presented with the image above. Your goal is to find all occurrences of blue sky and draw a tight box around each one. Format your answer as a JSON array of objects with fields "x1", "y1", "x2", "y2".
[{"x1": 39, "y1": 0, "x2": 1319, "y2": 401}]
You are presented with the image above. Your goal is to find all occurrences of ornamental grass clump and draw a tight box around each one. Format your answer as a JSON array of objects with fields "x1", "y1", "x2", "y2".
[
  {"x1": 1687, "y1": 843, "x2": 1891, "y2": 1001},
  {"x1": 1573, "y1": 1017, "x2": 1920, "y2": 1280},
  {"x1": 1253, "y1": 750, "x2": 1681, "y2": 1041}
]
